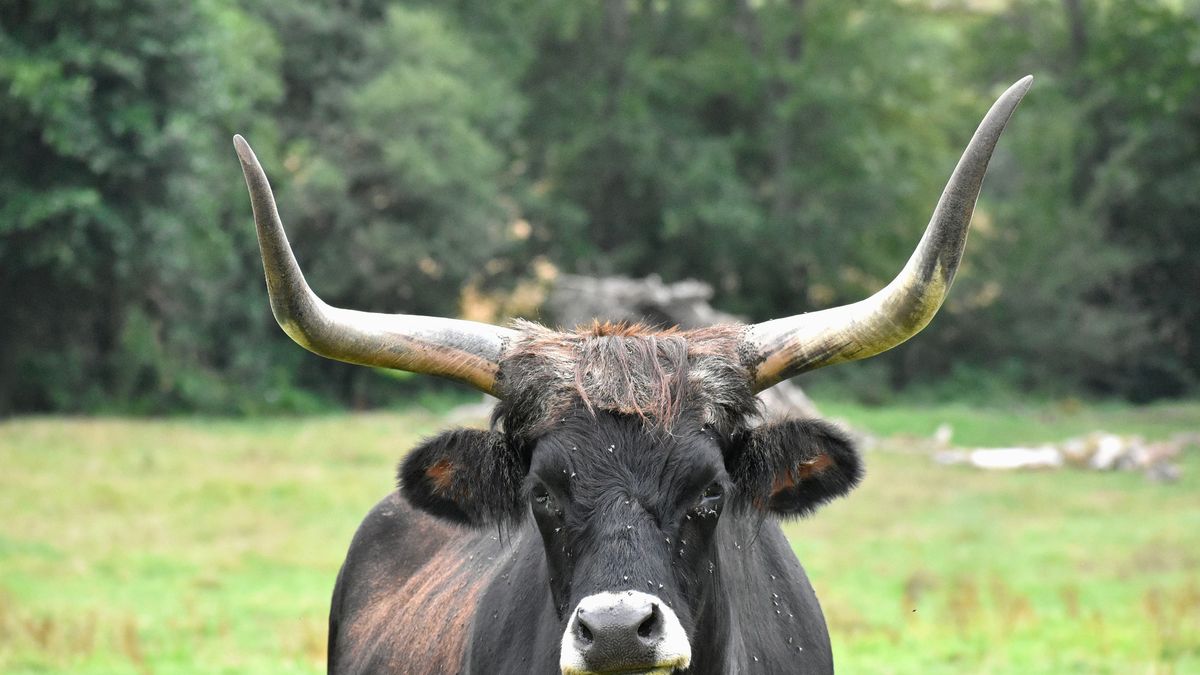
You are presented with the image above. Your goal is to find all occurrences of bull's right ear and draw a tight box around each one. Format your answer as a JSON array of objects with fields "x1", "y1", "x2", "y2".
[
  {"x1": 399, "y1": 429, "x2": 525, "y2": 527},
  {"x1": 726, "y1": 418, "x2": 863, "y2": 518}
]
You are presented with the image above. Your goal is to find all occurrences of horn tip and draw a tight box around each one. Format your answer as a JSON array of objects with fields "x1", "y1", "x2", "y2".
[
  {"x1": 989, "y1": 76, "x2": 1033, "y2": 124},
  {"x1": 233, "y1": 134, "x2": 256, "y2": 165}
]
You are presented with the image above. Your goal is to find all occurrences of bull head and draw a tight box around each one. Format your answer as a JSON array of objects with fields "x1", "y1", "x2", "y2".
[{"x1": 234, "y1": 76, "x2": 1032, "y2": 399}]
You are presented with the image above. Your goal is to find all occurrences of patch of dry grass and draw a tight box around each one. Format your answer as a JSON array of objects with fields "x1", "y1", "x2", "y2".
[{"x1": 1, "y1": 402, "x2": 1197, "y2": 673}]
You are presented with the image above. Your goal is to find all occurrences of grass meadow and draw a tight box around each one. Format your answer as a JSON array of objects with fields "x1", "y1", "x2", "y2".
[{"x1": 1, "y1": 400, "x2": 1197, "y2": 674}]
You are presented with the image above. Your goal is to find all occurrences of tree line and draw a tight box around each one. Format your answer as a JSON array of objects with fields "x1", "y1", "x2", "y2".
[{"x1": 1, "y1": 0, "x2": 1196, "y2": 414}]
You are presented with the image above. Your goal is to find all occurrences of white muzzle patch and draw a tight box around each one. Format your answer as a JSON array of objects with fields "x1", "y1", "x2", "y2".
[{"x1": 559, "y1": 590, "x2": 691, "y2": 675}]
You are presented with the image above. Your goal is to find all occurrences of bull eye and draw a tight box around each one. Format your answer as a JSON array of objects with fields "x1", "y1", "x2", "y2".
[
  {"x1": 691, "y1": 481, "x2": 724, "y2": 516},
  {"x1": 531, "y1": 484, "x2": 560, "y2": 516}
]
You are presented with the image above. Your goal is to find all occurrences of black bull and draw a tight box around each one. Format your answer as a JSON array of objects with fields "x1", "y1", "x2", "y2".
[
  {"x1": 329, "y1": 408, "x2": 860, "y2": 674},
  {"x1": 232, "y1": 78, "x2": 1031, "y2": 673}
]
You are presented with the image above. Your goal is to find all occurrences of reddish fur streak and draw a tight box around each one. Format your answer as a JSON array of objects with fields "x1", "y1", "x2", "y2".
[
  {"x1": 795, "y1": 453, "x2": 834, "y2": 480},
  {"x1": 425, "y1": 459, "x2": 456, "y2": 495},
  {"x1": 768, "y1": 454, "x2": 834, "y2": 501},
  {"x1": 500, "y1": 319, "x2": 754, "y2": 438},
  {"x1": 343, "y1": 535, "x2": 492, "y2": 674}
]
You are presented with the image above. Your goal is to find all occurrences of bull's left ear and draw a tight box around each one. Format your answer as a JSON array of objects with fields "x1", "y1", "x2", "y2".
[{"x1": 727, "y1": 419, "x2": 863, "y2": 518}]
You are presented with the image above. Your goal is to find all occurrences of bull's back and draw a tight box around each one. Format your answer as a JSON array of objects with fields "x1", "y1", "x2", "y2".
[{"x1": 328, "y1": 491, "x2": 497, "y2": 674}]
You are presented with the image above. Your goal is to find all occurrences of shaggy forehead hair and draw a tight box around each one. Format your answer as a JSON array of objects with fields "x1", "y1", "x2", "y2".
[{"x1": 495, "y1": 320, "x2": 759, "y2": 440}]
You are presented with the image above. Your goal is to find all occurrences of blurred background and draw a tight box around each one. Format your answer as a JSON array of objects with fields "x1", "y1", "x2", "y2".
[{"x1": 1, "y1": 0, "x2": 1198, "y2": 673}]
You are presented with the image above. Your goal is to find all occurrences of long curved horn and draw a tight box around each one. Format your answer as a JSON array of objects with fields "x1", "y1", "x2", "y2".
[
  {"x1": 233, "y1": 135, "x2": 515, "y2": 395},
  {"x1": 745, "y1": 76, "x2": 1032, "y2": 392}
]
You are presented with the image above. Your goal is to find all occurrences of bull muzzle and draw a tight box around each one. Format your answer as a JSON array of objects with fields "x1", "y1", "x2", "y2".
[{"x1": 560, "y1": 591, "x2": 691, "y2": 675}]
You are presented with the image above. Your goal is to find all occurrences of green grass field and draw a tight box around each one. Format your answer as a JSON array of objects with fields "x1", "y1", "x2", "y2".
[{"x1": 1, "y1": 401, "x2": 1197, "y2": 674}]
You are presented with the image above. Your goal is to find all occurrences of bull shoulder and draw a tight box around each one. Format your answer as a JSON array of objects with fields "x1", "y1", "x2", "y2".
[{"x1": 329, "y1": 491, "x2": 490, "y2": 674}]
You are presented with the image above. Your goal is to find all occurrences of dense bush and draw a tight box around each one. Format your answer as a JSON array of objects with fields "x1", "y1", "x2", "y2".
[{"x1": 1, "y1": 0, "x2": 1195, "y2": 413}]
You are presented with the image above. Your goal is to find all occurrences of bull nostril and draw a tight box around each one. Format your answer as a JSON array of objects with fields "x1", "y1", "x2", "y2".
[
  {"x1": 577, "y1": 619, "x2": 594, "y2": 644},
  {"x1": 637, "y1": 605, "x2": 661, "y2": 641}
]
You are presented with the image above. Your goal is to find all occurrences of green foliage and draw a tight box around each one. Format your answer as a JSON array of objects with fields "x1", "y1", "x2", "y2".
[
  {"x1": 1, "y1": 0, "x2": 1196, "y2": 413},
  {"x1": 479, "y1": 1, "x2": 967, "y2": 320},
  {"x1": 948, "y1": 0, "x2": 1200, "y2": 400},
  {"x1": 328, "y1": 5, "x2": 522, "y2": 314},
  {"x1": 811, "y1": 0, "x2": 1200, "y2": 402},
  {"x1": 0, "y1": 0, "x2": 291, "y2": 413}
]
